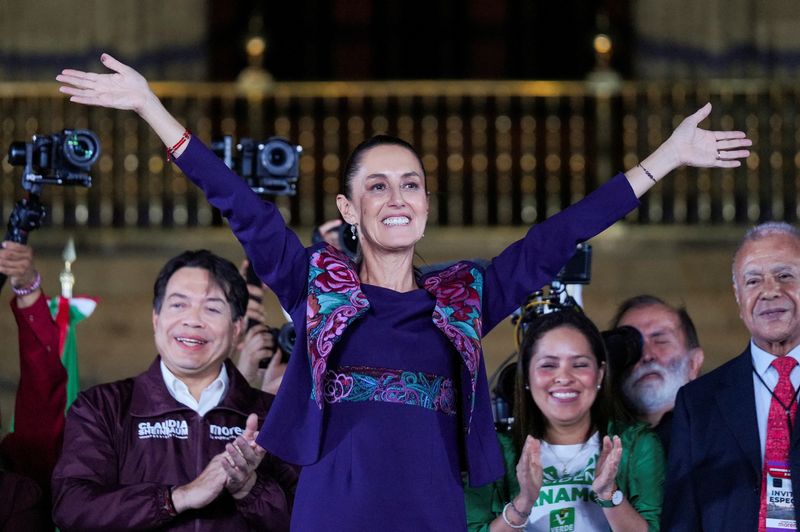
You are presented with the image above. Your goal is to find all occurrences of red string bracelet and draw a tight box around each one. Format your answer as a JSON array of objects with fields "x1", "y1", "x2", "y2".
[{"x1": 166, "y1": 129, "x2": 191, "y2": 162}]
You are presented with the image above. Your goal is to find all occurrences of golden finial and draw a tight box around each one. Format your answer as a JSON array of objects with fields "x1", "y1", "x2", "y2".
[{"x1": 60, "y1": 237, "x2": 76, "y2": 298}]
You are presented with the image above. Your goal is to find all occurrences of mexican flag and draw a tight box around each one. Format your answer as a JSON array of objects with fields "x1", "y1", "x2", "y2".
[{"x1": 48, "y1": 295, "x2": 98, "y2": 410}]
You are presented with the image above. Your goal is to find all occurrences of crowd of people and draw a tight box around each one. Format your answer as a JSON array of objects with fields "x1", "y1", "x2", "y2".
[{"x1": 3, "y1": 51, "x2": 798, "y2": 531}]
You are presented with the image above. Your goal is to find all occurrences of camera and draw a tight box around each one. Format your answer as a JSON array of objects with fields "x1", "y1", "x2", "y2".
[
  {"x1": 601, "y1": 325, "x2": 644, "y2": 382},
  {"x1": 261, "y1": 323, "x2": 295, "y2": 366},
  {"x1": 211, "y1": 136, "x2": 301, "y2": 196},
  {"x1": 556, "y1": 243, "x2": 592, "y2": 285},
  {"x1": 8, "y1": 129, "x2": 100, "y2": 188}
]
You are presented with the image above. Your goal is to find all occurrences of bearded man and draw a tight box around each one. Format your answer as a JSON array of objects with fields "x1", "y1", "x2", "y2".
[{"x1": 611, "y1": 295, "x2": 704, "y2": 454}]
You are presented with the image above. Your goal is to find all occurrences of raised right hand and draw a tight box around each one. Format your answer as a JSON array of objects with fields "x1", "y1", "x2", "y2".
[
  {"x1": 57, "y1": 53, "x2": 153, "y2": 114},
  {"x1": 514, "y1": 435, "x2": 543, "y2": 511},
  {"x1": 0, "y1": 241, "x2": 36, "y2": 287}
]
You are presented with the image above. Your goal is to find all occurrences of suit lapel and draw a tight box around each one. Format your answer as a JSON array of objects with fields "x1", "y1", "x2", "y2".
[{"x1": 715, "y1": 348, "x2": 762, "y2": 479}]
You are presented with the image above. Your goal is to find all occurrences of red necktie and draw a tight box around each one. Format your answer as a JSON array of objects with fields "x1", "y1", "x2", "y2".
[{"x1": 759, "y1": 355, "x2": 798, "y2": 531}]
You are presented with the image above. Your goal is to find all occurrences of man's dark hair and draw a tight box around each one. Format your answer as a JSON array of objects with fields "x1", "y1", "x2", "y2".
[
  {"x1": 610, "y1": 294, "x2": 700, "y2": 350},
  {"x1": 152, "y1": 249, "x2": 248, "y2": 321}
]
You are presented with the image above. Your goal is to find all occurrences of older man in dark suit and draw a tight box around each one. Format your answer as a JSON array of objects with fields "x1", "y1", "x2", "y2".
[{"x1": 664, "y1": 222, "x2": 800, "y2": 531}]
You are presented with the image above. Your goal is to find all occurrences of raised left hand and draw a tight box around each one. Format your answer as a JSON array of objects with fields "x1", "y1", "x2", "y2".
[
  {"x1": 592, "y1": 435, "x2": 622, "y2": 500},
  {"x1": 665, "y1": 103, "x2": 751, "y2": 169}
]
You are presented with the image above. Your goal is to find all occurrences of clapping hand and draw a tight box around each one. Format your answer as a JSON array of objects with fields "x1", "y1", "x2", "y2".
[
  {"x1": 222, "y1": 413, "x2": 267, "y2": 500},
  {"x1": 592, "y1": 435, "x2": 623, "y2": 501},
  {"x1": 514, "y1": 436, "x2": 543, "y2": 511}
]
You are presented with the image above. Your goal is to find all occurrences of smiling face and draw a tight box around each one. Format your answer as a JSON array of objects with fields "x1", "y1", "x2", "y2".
[
  {"x1": 734, "y1": 233, "x2": 800, "y2": 355},
  {"x1": 527, "y1": 325, "x2": 604, "y2": 436},
  {"x1": 336, "y1": 143, "x2": 428, "y2": 255},
  {"x1": 153, "y1": 267, "x2": 243, "y2": 386}
]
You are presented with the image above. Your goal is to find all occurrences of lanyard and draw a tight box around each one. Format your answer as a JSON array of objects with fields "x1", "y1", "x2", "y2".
[{"x1": 752, "y1": 364, "x2": 800, "y2": 434}]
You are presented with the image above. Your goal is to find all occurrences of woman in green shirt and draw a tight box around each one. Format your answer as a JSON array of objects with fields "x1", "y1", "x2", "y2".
[{"x1": 465, "y1": 309, "x2": 664, "y2": 531}]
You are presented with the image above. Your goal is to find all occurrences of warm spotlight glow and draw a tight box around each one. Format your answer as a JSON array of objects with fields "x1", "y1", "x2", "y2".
[
  {"x1": 246, "y1": 36, "x2": 266, "y2": 57},
  {"x1": 593, "y1": 34, "x2": 612, "y2": 55}
]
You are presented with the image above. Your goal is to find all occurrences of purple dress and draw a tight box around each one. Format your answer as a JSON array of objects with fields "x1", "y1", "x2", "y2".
[{"x1": 176, "y1": 138, "x2": 639, "y2": 531}]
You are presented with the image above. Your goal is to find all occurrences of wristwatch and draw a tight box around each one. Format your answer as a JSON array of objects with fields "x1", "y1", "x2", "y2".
[{"x1": 593, "y1": 489, "x2": 624, "y2": 508}]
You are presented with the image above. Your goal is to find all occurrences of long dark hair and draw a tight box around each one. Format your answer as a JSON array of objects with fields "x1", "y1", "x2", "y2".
[{"x1": 512, "y1": 309, "x2": 614, "y2": 454}]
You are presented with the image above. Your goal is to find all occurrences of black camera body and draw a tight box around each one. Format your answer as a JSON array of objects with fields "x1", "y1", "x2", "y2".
[
  {"x1": 556, "y1": 243, "x2": 592, "y2": 285},
  {"x1": 8, "y1": 129, "x2": 100, "y2": 189},
  {"x1": 602, "y1": 325, "x2": 644, "y2": 380},
  {"x1": 211, "y1": 136, "x2": 301, "y2": 197}
]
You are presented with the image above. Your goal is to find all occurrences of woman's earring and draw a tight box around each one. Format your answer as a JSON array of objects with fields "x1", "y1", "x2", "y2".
[
  {"x1": 351, "y1": 224, "x2": 358, "y2": 240},
  {"x1": 524, "y1": 384, "x2": 530, "y2": 391},
  {"x1": 596, "y1": 384, "x2": 602, "y2": 390}
]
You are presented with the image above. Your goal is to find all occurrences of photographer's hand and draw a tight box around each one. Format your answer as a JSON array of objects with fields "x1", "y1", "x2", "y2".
[
  {"x1": 57, "y1": 54, "x2": 189, "y2": 159},
  {"x1": 317, "y1": 219, "x2": 344, "y2": 250},
  {"x1": 238, "y1": 260, "x2": 268, "y2": 326},
  {"x1": 0, "y1": 241, "x2": 40, "y2": 308},
  {"x1": 260, "y1": 348, "x2": 287, "y2": 396},
  {"x1": 236, "y1": 323, "x2": 276, "y2": 386}
]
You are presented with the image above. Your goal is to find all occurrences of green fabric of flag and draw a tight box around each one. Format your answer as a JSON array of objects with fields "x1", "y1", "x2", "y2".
[{"x1": 49, "y1": 296, "x2": 97, "y2": 410}]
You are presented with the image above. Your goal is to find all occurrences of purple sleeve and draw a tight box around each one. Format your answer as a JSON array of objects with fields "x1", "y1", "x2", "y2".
[
  {"x1": 235, "y1": 456, "x2": 298, "y2": 531},
  {"x1": 482, "y1": 173, "x2": 639, "y2": 333},
  {"x1": 51, "y1": 394, "x2": 176, "y2": 531},
  {"x1": 174, "y1": 137, "x2": 309, "y2": 314}
]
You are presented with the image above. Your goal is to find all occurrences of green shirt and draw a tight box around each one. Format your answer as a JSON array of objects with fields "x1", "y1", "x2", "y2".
[{"x1": 464, "y1": 422, "x2": 665, "y2": 531}]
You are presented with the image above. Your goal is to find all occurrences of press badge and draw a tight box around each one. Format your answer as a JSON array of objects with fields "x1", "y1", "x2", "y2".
[{"x1": 766, "y1": 461, "x2": 796, "y2": 531}]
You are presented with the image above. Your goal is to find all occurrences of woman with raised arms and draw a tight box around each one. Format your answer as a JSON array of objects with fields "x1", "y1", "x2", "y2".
[{"x1": 57, "y1": 54, "x2": 750, "y2": 531}]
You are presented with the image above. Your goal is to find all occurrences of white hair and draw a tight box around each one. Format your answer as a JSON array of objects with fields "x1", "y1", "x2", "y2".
[{"x1": 732, "y1": 222, "x2": 800, "y2": 287}]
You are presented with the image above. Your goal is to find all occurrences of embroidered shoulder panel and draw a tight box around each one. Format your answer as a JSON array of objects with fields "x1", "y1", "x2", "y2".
[
  {"x1": 306, "y1": 245, "x2": 370, "y2": 408},
  {"x1": 422, "y1": 261, "x2": 484, "y2": 428}
]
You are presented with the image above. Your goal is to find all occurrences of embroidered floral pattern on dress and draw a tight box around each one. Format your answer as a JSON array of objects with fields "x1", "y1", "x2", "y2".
[
  {"x1": 323, "y1": 366, "x2": 456, "y2": 415},
  {"x1": 306, "y1": 245, "x2": 370, "y2": 408},
  {"x1": 305, "y1": 248, "x2": 485, "y2": 422},
  {"x1": 422, "y1": 261, "x2": 483, "y2": 429}
]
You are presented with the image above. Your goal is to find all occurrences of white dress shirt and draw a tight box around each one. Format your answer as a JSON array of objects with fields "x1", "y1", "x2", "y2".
[
  {"x1": 160, "y1": 361, "x2": 229, "y2": 416},
  {"x1": 750, "y1": 341, "x2": 800, "y2": 461}
]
